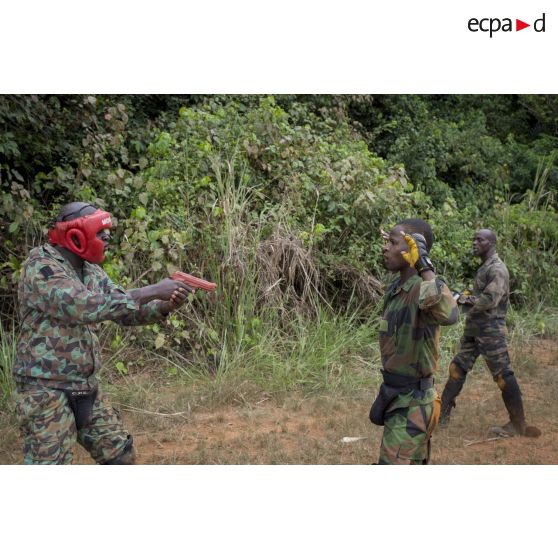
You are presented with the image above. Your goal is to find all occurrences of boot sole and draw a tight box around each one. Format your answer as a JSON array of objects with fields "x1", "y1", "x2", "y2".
[{"x1": 525, "y1": 425, "x2": 541, "y2": 438}]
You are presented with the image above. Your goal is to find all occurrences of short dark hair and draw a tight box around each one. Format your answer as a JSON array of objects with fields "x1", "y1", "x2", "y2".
[
  {"x1": 477, "y1": 228, "x2": 497, "y2": 246},
  {"x1": 396, "y1": 218, "x2": 434, "y2": 250},
  {"x1": 56, "y1": 202, "x2": 96, "y2": 223}
]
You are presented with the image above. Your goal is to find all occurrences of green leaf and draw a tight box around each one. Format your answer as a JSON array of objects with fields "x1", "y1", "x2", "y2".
[
  {"x1": 12, "y1": 169, "x2": 24, "y2": 182},
  {"x1": 314, "y1": 223, "x2": 327, "y2": 235},
  {"x1": 133, "y1": 206, "x2": 147, "y2": 220},
  {"x1": 155, "y1": 333, "x2": 166, "y2": 349},
  {"x1": 8, "y1": 222, "x2": 19, "y2": 233},
  {"x1": 207, "y1": 328, "x2": 219, "y2": 342},
  {"x1": 115, "y1": 361, "x2": 128, "y2": 374}
]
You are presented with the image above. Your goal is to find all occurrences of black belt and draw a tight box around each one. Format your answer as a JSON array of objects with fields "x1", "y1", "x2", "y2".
[{"x1": 381, "y1": 370, "x2": 434, "y2": 391}]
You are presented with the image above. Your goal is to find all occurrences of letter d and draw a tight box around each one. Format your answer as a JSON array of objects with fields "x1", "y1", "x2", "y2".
[{"x1": 534, "y1": 13, "x2": 545, "y2": 32}]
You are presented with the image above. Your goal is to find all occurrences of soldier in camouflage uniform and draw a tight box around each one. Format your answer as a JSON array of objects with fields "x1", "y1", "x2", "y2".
[
  {"x1": 13, "y1": 202, "x2": 193, "y2": 464},
  {"x1": 440, "y1": 229, "x2": 539, "y2": 437},
  {"x1": 370, "y1": 219, "x2": 459, "y2": 464}
]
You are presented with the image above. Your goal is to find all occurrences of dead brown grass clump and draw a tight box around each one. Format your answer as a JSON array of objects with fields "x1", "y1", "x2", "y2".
[
  {"x1": 326, "y1": 262, "x2": 384, "y2": 307},
  {"x1": 256, "y1": 227, "x2": 322, "y2": 314},
  {"x1": 255, "y1": 226, "x2": 384, "y2": 316}
]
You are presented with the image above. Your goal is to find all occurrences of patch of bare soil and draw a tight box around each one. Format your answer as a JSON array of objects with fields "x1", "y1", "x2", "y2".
[
  {"x1": 3, "y1": 338, "x2": 558, "y2": 465},
  {"x1": 106, "y1": 339, "x2": 558, "y2": 465},
  {"x1": 128, "y1": 398, "x2": 378, "y2": 465},
  {"x1": 432, "y1": 338, "x2": 558, "y2": 465}
]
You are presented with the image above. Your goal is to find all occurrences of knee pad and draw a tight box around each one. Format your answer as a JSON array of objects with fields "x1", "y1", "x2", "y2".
[
  {"x1": 494, "y1": 370, "x2": 514, "y2": 391},
  {"x1": 104, "y1": 435, "x2": 136, "y2": 465},
  {"x1": 449, "y1": 361, "x2": 466, "y2": 382}
]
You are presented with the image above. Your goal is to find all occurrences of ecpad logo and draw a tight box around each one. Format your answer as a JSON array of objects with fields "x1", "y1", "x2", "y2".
[{"x1": 468, "y1": 13, "x2": 546, "y2": 37}]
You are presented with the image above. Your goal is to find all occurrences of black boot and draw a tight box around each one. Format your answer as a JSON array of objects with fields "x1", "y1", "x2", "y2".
[
  {"x1": 439, "y1": 397, "x2": 455, "y2": 427},
  {"x1": 440, "y1": 362, "x2": 467, "y2": 426},
  {"x1": 490, "y1": 372, "x2": 526, "y2": 436}
]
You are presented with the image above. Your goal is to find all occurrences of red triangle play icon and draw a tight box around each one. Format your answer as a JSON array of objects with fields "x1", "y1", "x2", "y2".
[{"x1": 516, "y1": 19, "x2": 530, "y2": 31}]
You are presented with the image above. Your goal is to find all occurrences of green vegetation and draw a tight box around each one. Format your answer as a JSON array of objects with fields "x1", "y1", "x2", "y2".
[
  {"x1": 0, "y1": 321, "x2": 15, "y2": 408},
  {"x1": 1, "y1": 95, "x2": 557, "y2": 405}
]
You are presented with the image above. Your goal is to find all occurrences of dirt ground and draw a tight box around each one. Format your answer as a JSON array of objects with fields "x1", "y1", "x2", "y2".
[{"x1": 2, "y1": 338, "x2": 557, "y2": 465}]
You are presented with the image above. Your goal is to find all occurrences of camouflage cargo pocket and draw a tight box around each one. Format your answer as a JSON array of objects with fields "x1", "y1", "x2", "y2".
[
  {"x1": 77, "y1": 391, "x2": 131, "y2": 464},
  {"x1": 379, "y1": 402, "x2": 432, "y2": 465},
  {"x1": 14, "y1": 386, "x2": 76, "y2": 465}
]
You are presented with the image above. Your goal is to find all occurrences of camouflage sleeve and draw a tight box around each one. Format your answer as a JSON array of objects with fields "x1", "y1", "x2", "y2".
[
  {"x1": 469, "y1": 266, "x2": 507, "y2": 314},
  {"x1": 101, "y1": 273, "x2": 167, "y2": 326},
  {"x1": 113, "y1": 301, "x2": 168, "y2": 326},
  {"x1": 419, "y1": 278, "x2": 459, "y2": 326},
  {"x1": 27, "y1": 259, "x2": 141, "y2": 325}
]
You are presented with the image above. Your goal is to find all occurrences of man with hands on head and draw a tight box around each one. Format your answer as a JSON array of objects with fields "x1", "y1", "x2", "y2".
[
  {"x1": 370, "y1": 218, "x2": 459, "y2": 464},
  {"x1": 12, "y1": 202, "x2": 194, "y2": 465}
]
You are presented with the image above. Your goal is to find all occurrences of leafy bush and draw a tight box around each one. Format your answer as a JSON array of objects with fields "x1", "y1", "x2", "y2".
[{"x1": 1, "y1": 94, "x2": 557, "y2": 378}]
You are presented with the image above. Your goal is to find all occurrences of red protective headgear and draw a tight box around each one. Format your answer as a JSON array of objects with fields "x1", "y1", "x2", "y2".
[{"x1": 48, "y1": 209, "x2": 113, "y2": 263}]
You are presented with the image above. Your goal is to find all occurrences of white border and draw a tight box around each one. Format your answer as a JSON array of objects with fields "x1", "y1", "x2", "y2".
[
  {"x1": 1, "y1": 2, "x2": 555, "y2": 556},
  {"x1": 1, "y1": 465, "x2": 556, "y2": 557},
  {"x1": 0, "y1": 2, "x2": 556, "y2": 92}
]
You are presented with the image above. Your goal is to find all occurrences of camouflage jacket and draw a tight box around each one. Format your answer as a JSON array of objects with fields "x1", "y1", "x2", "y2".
[
  {"x1": 464, "y1": 253, "x2": 509, "y2": 335},
  {"x1": 13, "y1": 244, "x2": 167, "y2": 390},
  {"x1": 379, "y1": 275, "x2": 459, "y2": 379}
]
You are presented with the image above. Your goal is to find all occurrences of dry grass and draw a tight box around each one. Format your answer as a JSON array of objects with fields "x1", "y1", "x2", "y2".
[
  {"x1": 432, "y1": 338, "x2": 558, "y2": 464},
  {"x1": 2, "y1": 330, "x2": 557, "y2": 465},
  {"x1": 256, "y1": 228, "x2": 322, "y2": 313}
]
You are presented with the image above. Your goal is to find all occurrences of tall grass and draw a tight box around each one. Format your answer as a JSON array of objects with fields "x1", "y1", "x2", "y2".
[
  {"x1": 208, "y1": 152, "x2": 263, "y2": 362},
  {"x1": 225, "y1": 308, "x2": 382, "y2": 393},
  {"x1": 99, "y1": 149, "x2": 558, "y2": 411},
  {"x1": 164, "y1": 152, "x2": 382, "y2": 399},
  {"x1": 159, "y1": 308, "x2": 382, "y2": 411},
  {"x1": 155, "y1": 150, "x2": 558, "y2": 402},
  {"x1": 177, "y1": 152, "x2": 321, "y2": 374},
  {"x1": 498, "y1": 154, "x2": 558, "y2": 306},
  {"x1": 508, "y1": 303, "x2": 558, "y2": 340},
  {"x1": 0, "y1": 321, "x2": 16, "y2": 408},
  {"x1": 529, "y1": 152, "x2": 557, "y2": 211}
]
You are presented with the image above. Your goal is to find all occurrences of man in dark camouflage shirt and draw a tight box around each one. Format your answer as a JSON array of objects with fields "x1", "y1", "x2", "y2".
[
  {"x1": 370, "y1": 218, "x2": 459, "y2": 464},
  {"x1": 13, "y1": 202, "x2": 193, "y2": 464},
  {"x1": 440, "y1": 229, "x2": 539, "y2": 438}
]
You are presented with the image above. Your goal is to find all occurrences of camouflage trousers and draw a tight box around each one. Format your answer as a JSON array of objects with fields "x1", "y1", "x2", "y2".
[
  {"x1": 453, "y1": 333, "x2": 512, "y2": 379},
  {"x1": 14, "y1": 384, "x2": 131, "y2": 465},
  {"x1": 378, "y1": 389, "x2": 438, "y2": 465}
]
